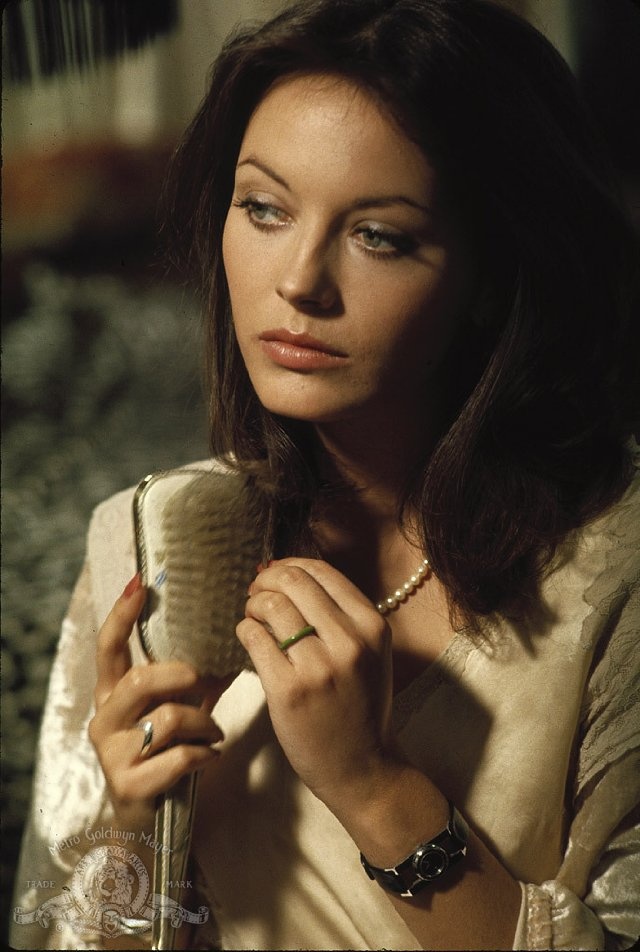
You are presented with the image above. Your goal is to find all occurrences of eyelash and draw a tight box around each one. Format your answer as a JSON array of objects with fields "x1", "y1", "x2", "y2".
[
  {"x1": 232, "y1": 198, "x2": 286, "y2": 231},
  {"x1": 354, "y1": 226, "x2": 416, "y2": 260},
  {"x1": 232, "y1": 198, "x2": 415, "y2": 260}
]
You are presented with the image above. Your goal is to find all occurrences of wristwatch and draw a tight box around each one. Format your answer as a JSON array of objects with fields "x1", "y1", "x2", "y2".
[{"x1": 360, "y1": 801, "x2": 469, "y2": 898}]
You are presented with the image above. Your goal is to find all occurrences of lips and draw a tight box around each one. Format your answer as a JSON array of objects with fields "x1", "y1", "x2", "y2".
[
  {"x1": 258, "y1": 328, "x2": 347, "y2": 357},
  {"x1": 258, "y1": 328, "x2": 348, "y2": 370}
]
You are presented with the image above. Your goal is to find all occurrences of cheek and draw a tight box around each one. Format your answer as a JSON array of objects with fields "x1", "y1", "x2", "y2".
[
  {"x1": 222, "y1": 221, "x2": 274, "y2": 324},
  {"x1": 221, "y1": 218, "x2": 242, "y2": 296},
  {"x1": 359, "y1": 272, "x2": 464, "y2": 376},
  {"x1": 222, "y1": 229, "x2": 255, "y2": 348}
]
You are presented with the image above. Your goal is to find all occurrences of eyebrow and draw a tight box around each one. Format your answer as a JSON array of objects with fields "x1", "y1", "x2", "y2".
[{"x1": 235, "y1": 156, "x2": 433, "y2": 215}]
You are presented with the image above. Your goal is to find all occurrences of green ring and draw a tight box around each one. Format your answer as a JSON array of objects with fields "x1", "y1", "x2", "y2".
[{"x1": 278, "y1": 625, "x2": 317, "y2": 652}]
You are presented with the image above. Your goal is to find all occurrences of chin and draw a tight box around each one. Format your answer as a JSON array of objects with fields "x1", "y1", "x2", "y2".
[
  {"x1": 255, "y1": 390, "x2": 354, "y2": 425},
  {"x1": 249, "y1": 376, "x2": 330, "y2": 418},
  {"x1": 261, "y1": 402, "x2": 340, "y2": 424}
]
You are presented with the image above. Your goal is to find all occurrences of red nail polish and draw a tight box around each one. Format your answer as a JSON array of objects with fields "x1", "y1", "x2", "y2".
[{"x1": 123, "y1": 573, "x2": 142, "y2": 598}]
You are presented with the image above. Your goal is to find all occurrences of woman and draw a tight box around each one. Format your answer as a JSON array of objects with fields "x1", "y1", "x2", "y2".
[{"x1": 12, "y1": 0, "x2": 639, "y2": 949}]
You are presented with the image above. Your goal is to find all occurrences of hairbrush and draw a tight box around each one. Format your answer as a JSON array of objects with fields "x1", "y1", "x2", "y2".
[{"x1": 133, "y1": 465, "x2": 261, "y2": 949}]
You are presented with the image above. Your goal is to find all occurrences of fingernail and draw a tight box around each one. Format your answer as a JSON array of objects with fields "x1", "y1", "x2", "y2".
[{"x1": 123, "y1": 573, "x2": 142, "y2": 598}]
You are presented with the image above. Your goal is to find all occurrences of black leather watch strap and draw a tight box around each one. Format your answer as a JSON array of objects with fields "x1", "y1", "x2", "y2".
[{"x1": 360, "y1": 801, "x2": 468, "y2": 898}]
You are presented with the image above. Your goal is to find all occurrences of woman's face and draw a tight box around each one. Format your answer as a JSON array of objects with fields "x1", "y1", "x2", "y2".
[{"x1": 223, "y1": 72, "x2": 473, "y2": 428}]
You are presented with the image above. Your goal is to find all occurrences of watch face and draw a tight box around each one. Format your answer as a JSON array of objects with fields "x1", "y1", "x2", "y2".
[{"x1": 413, "y1": 844, "x2": 449, "y2": 880}]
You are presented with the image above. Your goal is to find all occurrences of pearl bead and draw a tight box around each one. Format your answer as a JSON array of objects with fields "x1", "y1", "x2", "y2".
[{"x1": 376, "y1": 558, "x2": 430, "y2": 615}]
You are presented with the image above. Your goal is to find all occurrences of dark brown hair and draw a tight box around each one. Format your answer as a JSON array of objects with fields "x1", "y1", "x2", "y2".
[{"x1": 163, "y1": 0, "x2": 638, "y2": 619}]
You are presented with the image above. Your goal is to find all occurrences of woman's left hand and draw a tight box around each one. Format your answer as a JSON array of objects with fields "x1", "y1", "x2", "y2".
[{"x1": 237, "y1": 558, "x2": 395, "y2": 811}]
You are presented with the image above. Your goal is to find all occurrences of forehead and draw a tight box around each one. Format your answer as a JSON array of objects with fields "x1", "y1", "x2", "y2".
[{"x1": 237, "y1": 72, "x2": 438, "y2": 204}]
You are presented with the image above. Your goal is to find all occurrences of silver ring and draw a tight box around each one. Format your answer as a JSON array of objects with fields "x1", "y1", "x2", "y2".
[{"x1": 138, "y1": 719, "x2": 153, "y2": 757}]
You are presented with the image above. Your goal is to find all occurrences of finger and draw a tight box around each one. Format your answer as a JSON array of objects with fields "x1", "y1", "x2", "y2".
[
  {"x1": 131, "y1": 704, "x2": 224, "y2": 760},
  {"x1": 137, "y1": 743, "x2": 221, "y2": 796},
  {"x1": 250, "y1": 562, "x2": 346, "y2": 630},
  {"x1": 271, "y1": 558, "x2": 377, "y2": 615},
  {"x1": 237, "y1": 615, "x2": 294, "y2": 673},
  {"x1": 244, "y1": 589, "x2": 310, "y2": 645},
  {"x1": 98, "y1": 660, "x2": 211, "y2": 732},
  {"x1": 108, "y1": 744, "x2": 220, "y2": 803},
  {"x1": 95, "y1": 574, "x2": 147, "y2": 708},
  {"x1": 250, "y1": 560, "x2": 382, "y2": 650}
]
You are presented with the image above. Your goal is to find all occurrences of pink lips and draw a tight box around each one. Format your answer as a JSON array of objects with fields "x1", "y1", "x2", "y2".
[{"x1": 258, "y1": 329, "x2": 348, "y2": 370}]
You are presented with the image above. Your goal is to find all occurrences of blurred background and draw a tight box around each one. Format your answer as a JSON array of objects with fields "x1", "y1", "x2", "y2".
[{"x1": 2, "y1": 0, "x2": 639, "y2": 944}]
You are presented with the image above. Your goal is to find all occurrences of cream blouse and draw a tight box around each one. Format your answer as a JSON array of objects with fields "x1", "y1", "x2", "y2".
[{"x1": 10, "y1": 458, "x2": 640, "y2": 951}]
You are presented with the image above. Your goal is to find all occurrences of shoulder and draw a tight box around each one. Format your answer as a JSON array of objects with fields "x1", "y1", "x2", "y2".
[
  {"x1": 533, "y1": 452, "x2": 639, "y2": 660},
  {"x1": 581, "y1": 448, "x2": 640, "y2": 599},
  {"x1": 86, "y1": 458, "x2": 229, "y2": 625},
  {"x1": 573, "y1": 457, "x2": 640, "y2": 795},
  {"x1": 554, "y1": 449, "x2": 640, "y2": 598}
]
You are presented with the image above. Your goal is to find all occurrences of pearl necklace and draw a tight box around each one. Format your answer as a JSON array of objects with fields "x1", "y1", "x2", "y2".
[{"x1": 376, "y1": 558, "x2": 431, "y2": 615}]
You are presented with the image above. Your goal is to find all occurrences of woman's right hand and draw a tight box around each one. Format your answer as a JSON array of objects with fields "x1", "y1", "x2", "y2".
[{"x1": 88, "y1": 573, "x2": 229, "y2": 833}]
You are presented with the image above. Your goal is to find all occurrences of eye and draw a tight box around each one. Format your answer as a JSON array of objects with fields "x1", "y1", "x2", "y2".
[
  {"x1": 353, "y1": 224, "x2": 416, "y2": 259},
  {"x1": 232, "y1": 198, "x2": 289, "y2": 230}
]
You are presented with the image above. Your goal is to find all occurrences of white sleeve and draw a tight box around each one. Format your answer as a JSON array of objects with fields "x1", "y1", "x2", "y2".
[
  {"x1": 515, "y1": 806, "x2": 640, "y2": 951},
  {"x1": 10, "y1": 561, "x2": 116, "y2": 950},
  {"x1": 514, "y1": 570, "x2": 640, "y2": 952}
]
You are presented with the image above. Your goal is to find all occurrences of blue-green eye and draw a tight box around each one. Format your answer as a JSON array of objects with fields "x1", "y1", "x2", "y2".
[
  {"x1": 361, "y1": 228, "x2": 392, "y2": 250},
  {"x1": 355, "y1": 225, "x2": 416, "y2": 258},
  {"x1": 232, "y1": 198, "x2": 286, "y2": 228}
]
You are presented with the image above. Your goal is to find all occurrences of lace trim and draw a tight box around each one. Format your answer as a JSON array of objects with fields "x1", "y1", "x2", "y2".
[{"x1": 524, "y1": 883, "x2": 553, "y2": 950}]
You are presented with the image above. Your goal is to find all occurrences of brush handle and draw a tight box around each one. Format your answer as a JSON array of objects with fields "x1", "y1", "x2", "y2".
[
  {"x1": 132, "y1": 465, "x2": 260, "y2": 947},
  {"x1": 152, "y1": 775, "x2": 198, "y2": 950},
  {"x1": 133, "y1": 470, "x2": 204, "y2": 950}
]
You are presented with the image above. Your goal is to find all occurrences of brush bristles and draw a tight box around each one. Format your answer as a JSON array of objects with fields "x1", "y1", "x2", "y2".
[{"x1": 157, "y1": 471, "x2": 261, "y2": 676}]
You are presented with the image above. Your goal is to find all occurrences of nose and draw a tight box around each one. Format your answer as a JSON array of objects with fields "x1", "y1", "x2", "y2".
[{"x1": 276, "y1": 236, "x2": 340, "y2": 314}]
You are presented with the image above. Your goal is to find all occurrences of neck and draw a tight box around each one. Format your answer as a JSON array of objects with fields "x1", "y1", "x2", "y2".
[
  {"x1": 312, "y1": 397, "x2": 444, "y2": 517},
  {"x1": 311, "y1": 347, "x2": 459, "y2": 500},
  {"x1": 308, "y1": 411, "x2": 433, "y2": 591},
  {"x1": 306, "y1": 409, "x2": 459, "y2": 690}
]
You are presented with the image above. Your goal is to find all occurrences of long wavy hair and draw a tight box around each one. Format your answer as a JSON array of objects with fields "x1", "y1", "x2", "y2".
[{"x1": 163, "y1": 0, "x2": 638, "y2": 620}]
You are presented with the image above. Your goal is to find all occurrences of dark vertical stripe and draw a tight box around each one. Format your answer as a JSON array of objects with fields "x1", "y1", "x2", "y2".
[{"x1": 5, "y1": 0, "x2": 179, "y2": 82}]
